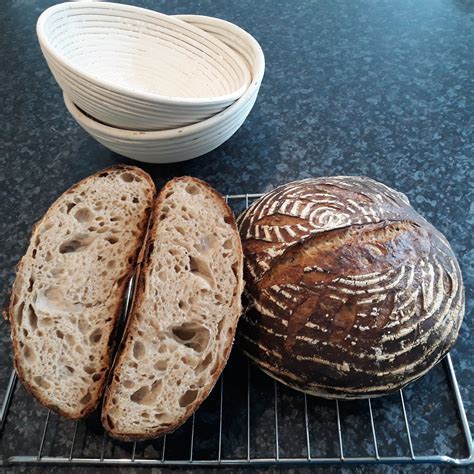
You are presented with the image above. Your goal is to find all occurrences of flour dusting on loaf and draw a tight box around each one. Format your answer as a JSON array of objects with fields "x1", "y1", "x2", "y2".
[{"x1": 237, "y1": 176, "x2": 464, "y2": 399}]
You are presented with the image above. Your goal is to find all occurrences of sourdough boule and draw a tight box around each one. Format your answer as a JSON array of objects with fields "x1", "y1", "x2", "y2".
[{"x1": 237, "y1": 176, "x2": 464, "y2": 399}]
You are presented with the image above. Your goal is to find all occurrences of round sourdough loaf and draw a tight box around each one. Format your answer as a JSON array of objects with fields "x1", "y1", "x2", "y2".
[{"x1": 236, "y1": 176, "x2": 464, "y2": 399}]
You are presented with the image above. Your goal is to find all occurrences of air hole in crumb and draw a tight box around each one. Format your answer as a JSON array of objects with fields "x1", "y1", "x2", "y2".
[
  {"x1": 33, "y1": 376, "x2": 50, "y2": 389},
  {"x1": 123, "y1": 379, "x2": 134, "y2": 389},
  {"x1": 84, "y1": 365, "x2": 95, "y2": 374},
  {"x1": 171, "y1": 322, "x2": 210, "y2": 353},
  {"x1": 162, "y1": 205, "x2": 170, "y2": 214},
  {"x1": 181, "y1": 356, "x2": 193, "y2": 366},
  {"x1": 179, "y1": 389, "x2": 198, "y2": 407},
  {"x1": 210, "y1": 358, "x2": 221, "y2": 376},
  {"x1": 24, "y1": 345, "x2": 34, "y2": 361},
  {"x1": 185, "y1": 183, "x2": 200, "y2": 195},
  {"x1": 26, "y1": 305, "x2": 38, "y2": 330},
  {"x1": 74, "y1": 207, "x2": 94, "y2": 223},
  {"x1": 89, "y1": 328, "x2": 102, "y2": 344},
  {"x1": 106, "y1": 236, "x2": 118, "y2": 245},
  {"x1": 99, "y1": 172, "x2": 109, "y2": 178},
  {"x1": 231, "y1": 262, "x2": 240, "y2": 281},
  {"x1": 217, "y1": 317, "x2": 225, "y2": 334},
  {"x1": 189, "y1": 255, "x2": 215, "y2": 287},
  {"x1": 92, "y1": 373, "x2": 101, "y2": 382},
  {"x1": 59, "y1": 236, "x2": 92, "y2": 254},
  {"x1": 196, "y1": 352, "x2": 213, "y2": 374},
  {"x1": 130, "y1": 380, "x2": 162, "y2": 405},
  {"x1": 80, "y1": 392, "x2": 92, "y2": 405},
  {"x1": 121, "y1": 172, "x2": 135, "y2": 183},
  {"x1": 56, "y1": 330, "x2": 64, "y2": 339},
  {"x1": 106, "y1": 415, "x2": 115, "y2": 429},
  {"x1": 66, "y1": 202, "x2": 77, "y2": 213},
  {"x1": 133, "y1": 341, "x2": 145, "y2": 360},
  {"x1": 223, "y1": 238, "x2": 233, "y2": 250},
  {"x1": 40, "y1": 317, "x2": 53, "y2": 327},
  {"x1": 51, "y1": 266, "x2": 66, "y2": 277},
  {"x1": 65, "y1": 365, "x2": 74, "y2": 374},
  {"x1": 157, "y1": 345, "x2": 167, "y2": 354},
  {"x1": 224, "y1": 215, "x2": 233, "y2": 225},
  {"x1": 154, "y1": 360, "x2": 168, "y2": 371},
  {"x1": 132, "y1": 197, "x2": 139, "y2": 204},
  {"x1": 14, "y1": 302, "x2": 24, "y2": 326}
]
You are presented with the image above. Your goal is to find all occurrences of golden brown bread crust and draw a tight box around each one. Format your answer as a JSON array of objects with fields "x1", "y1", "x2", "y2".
[
  {"x1": 237, "y1": 176, "x2": 464, "y2": 399},
  {"x1": 101, "y1": 176, "x2": 243, "y2": 441},
  {"x1": 7, "y1": 165, "x2": 156, "y2": 419}
]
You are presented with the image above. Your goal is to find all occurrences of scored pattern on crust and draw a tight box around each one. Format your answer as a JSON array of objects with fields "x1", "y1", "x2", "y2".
[{"x1": 237, "y1": 176, "x2": 464, "y2": 399}]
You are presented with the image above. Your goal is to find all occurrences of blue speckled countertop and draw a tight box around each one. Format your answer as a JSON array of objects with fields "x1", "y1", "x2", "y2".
[{"x1": 0, "y1": 0, "x2": 472, "y2": 472}]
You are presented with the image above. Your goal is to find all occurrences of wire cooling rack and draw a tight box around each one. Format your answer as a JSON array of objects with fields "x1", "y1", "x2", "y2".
[{"x1": 0, "y1": 193, "x2": 472, "y2": 468}]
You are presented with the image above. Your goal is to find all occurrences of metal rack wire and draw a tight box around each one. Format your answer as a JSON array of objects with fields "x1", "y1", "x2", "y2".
[{"x1": 0, "y1": 193, "x2": 472, "y2": 467}]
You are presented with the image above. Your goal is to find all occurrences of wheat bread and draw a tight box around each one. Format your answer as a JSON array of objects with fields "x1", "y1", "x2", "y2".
[
  {"x1": 7, "y1": 166, "x2": 155, "y2": 418},
  {"x1": 237, "y1": 176, "x2": 464, "y2": 399},
  {"x1": 101, "y1": 177, "x2": 243, "y2": 441}
]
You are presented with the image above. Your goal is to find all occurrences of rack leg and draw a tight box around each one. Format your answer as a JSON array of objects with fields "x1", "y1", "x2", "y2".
[{"x1": 0, "y1": 371, "x2": 17, "y2": 433}]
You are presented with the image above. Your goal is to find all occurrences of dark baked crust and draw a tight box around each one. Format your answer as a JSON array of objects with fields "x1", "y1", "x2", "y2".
[
  {"x1": 237, "y1": 176, "x2": 464, "y2": 399},
  {"x1": 101, "y1": 176, "x2": 243, "y2": 440},
  {"x1": 7, "y1": 165, "x2": 156, "y2": 419}
]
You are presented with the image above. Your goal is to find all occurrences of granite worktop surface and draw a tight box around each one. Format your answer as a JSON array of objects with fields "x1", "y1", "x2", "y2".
[{"x1": 0, "y1": 0, "x2": 472, "y2": 472}]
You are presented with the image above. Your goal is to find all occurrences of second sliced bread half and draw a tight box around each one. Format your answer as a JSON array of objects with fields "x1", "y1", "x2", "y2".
[
  {"x1": 102, "y1": 177, "x2": 243, "y2": 440},
  {"x1": 7, "y1": 165, "x2": 155, "y2": 419}
]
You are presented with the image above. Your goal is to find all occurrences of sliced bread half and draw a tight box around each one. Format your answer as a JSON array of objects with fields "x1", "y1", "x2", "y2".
[
  {"x1": 7, "y1": 165, "x2": 155, "y2": 419},
  {"x1": 101, "y1": 177, "x2": 243, "y2": 441}
]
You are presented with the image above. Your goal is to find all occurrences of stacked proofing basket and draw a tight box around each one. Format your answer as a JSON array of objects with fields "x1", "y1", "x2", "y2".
[{"x1": 36, "y1": 2, "x2": 265, "y2": 163}]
